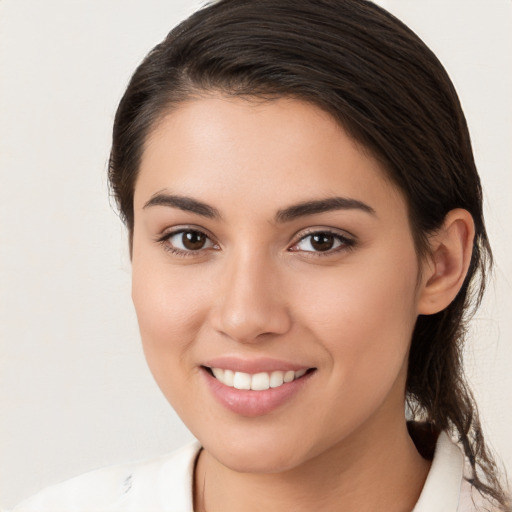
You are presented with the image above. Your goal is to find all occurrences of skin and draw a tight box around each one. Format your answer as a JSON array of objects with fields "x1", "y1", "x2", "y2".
[{"x1": 131, "y1": 95, "x2": 474, "y2": 511}]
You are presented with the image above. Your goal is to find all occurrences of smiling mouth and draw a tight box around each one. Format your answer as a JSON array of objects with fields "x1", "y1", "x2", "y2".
[{"x1": 203, "y1": 367, "x2": 315, "y2": 391}]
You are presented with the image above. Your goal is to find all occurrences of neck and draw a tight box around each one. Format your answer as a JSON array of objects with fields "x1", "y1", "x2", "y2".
[{"x1": 194, "y1": 414, "x2": 431, "y2": 512}]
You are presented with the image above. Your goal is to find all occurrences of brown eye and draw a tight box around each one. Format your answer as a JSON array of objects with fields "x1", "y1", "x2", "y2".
[
  {"x1": 291, "y1": 231, "x2": 354, "y2": 254},
  {"x1": 181, "y1": 231, "x2": 207, "y2": 250},
  {"x1": 310, "y1": 233, "x2": 335, "y2": 251},
  {"x1": 165, "y1": 229, "x2": 216, "y2": 253}
]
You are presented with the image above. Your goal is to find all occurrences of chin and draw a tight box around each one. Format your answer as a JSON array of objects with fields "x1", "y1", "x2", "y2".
[
  {"x1": 214, "y1": 447, "x2": 306, "y2": 474},
  {"x1": 197, "y1": 426, "x2": 320, "y2": 475}
]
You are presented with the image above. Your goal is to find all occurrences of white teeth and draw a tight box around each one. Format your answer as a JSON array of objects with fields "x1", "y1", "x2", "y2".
[
  {"x1": 212, "y1": 368, "x2": 224, "y2": 380},
  {"x1": 210, "y1": 367, "x2": 309, "y2": 390},
  {"x1": 269, "y1": 370, "x2": 284, "y2": 388},
  {"x1": 233, "y1": 371, "x2": 251, "y2": 390},
  {"x1": 295, "y1": 369, "x2": 307, "y2": 378},
  {"x1": 223, "y1": 369, "x2": 234, "y2": 387},
  {"x1": 284, "y1": 370, "x2": 295, "y2": 383},
  {"x1": 251, "y1": 372, "x2": 270, "y2": 391}
]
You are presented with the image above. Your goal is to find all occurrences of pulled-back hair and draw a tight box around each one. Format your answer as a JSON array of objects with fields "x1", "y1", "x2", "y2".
[{"x1": 108, "y1": 0, "x2": 508, "y2": 508}]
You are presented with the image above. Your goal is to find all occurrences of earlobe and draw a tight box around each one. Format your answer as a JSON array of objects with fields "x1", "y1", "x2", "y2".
[{"x1": 417, "y1": 209, "x2": 475, "y2": 315}]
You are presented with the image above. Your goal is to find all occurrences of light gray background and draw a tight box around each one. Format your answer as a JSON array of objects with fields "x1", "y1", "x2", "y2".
[{"x1": 1, "y1": 0, "x2": 511, "y2": 508}]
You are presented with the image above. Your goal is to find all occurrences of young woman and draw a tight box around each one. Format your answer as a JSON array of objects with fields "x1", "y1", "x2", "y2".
[{"x1": 10, "y1": 0, "x2": 510, "y2": 510}]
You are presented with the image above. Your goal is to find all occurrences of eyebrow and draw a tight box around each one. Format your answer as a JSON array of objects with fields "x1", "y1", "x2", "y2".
[
  {"x1": 274, "y1": 197, "x2": 376, "y2": 223},
  {"x1": 143, "y1": 192, "x2": 375, "y2": 222},
  {"x1": 143, "y1": 192, "x2": 221, "y2": 219}
]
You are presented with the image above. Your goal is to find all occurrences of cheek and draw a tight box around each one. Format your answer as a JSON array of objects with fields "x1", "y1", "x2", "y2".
[
  {"x1": 132, "y1": 272, "x2": 192, "y2": 345},
  {"x1": 130, "y1": 251, "x2": 209, "y2": 385},
  {"x1": 295, "y1": 249, "x2": 419, "y2": 386},
  {"x1": 131, "y1": 264, "x2": 212, "y2": 427}
]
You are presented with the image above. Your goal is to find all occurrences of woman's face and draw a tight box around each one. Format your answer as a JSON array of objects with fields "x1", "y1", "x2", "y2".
[{"x1": 132, "y1": 96, "x2": 428, "y2": 473}]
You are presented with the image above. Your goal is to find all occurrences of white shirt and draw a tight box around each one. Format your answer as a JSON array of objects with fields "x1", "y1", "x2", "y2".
[{"x1": 9, "y1": 432, "x2": 488, "y2": 512}]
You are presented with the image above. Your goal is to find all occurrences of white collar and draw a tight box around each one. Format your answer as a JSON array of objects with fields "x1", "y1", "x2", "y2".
[{"x1": 413, "y1": 431, "x2": 465, "y2": 511}]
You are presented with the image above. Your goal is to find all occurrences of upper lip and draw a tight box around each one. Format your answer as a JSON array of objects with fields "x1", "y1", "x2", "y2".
[{"x1": 201, "y1": 356, "x2": 313, "y2": 374}]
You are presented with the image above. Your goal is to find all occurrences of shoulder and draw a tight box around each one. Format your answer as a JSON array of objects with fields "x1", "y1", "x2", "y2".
[{"x1": 10, "y1": 441, "x2": 201, "y2": 512}]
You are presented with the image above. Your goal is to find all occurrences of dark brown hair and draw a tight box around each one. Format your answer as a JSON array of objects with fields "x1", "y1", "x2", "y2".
[{"x1": 109, "y1": 0, "x2": 509, "y2": 508}]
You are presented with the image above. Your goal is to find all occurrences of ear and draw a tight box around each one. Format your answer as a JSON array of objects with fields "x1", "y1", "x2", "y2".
[{"x1": 417, "y1": 209, "x2": 475, "y2": 315}]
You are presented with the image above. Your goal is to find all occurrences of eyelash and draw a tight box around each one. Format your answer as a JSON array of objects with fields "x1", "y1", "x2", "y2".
[
  {"x1": 156, "y1": 228, "x2": 356, "y2": 258},
  {"x1": 289, "y1": 229, "x2": 356, "y2": 257},
  {"x1": 156, "y1": 228, "x2": 218, "y2": 258}
]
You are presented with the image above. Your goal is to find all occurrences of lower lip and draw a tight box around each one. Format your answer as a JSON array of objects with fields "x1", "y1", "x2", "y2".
[{"x1": 202, "y1": 368, "x2": 314, "y2": 417}]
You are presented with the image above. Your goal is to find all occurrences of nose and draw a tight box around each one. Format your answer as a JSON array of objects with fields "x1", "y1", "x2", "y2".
[{"x1": 209, "y1": 251, "x2": 292, "y2": 343}]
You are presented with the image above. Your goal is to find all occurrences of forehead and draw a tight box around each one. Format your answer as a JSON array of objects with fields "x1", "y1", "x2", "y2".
[{"x1": 135, "y1": 95, "x2": 405, "y2": 220}]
